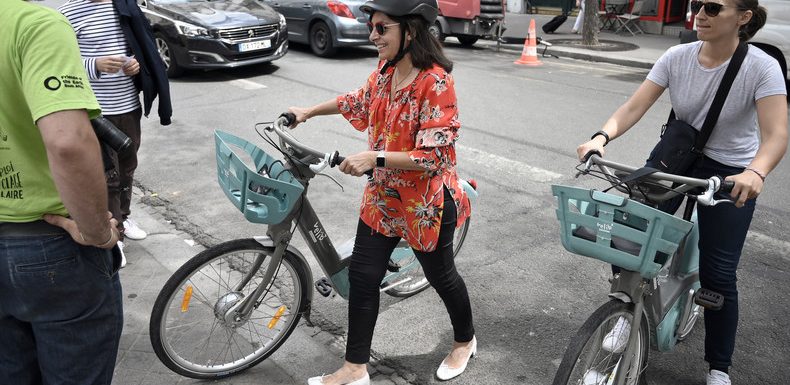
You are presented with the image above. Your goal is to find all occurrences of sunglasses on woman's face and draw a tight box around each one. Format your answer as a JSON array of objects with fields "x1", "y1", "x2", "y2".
[
  {"x1": 367, "y1": 21, "x2": 400, "y2": 35},
  {"x1": 690, "y1": 0, "x2": 741, "y2": 17}
]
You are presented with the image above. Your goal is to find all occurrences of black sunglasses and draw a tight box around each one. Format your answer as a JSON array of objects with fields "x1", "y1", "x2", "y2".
[
  {"x1": 690, "y1": 0, "x2": 743, "y2": 16},
  {"x1": 367, "y1": 21, "x2": 400, "y2": 35}
]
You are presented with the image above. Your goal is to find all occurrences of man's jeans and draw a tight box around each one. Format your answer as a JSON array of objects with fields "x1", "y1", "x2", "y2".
[{"x1": 0, "y1": 234, "x2": 124, "y2": 385}]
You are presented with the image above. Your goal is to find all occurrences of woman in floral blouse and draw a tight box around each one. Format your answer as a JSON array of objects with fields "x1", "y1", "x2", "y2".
[{"x1": 289, "y1": 1, "x2": 475, "y2": 384}]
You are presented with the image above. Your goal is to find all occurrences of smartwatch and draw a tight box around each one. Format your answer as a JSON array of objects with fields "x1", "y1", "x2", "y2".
[{"x1": 376, "y1": 151, "x2": 386, "y2": 168}]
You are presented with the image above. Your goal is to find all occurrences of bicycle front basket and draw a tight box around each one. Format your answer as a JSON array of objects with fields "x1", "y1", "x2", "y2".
[
  {"x1": 551, "y1": 185, "x2": 693, "y2": 279},
  {"x1": 215, "y1": 130, "x2": 304, "y2": 224}
]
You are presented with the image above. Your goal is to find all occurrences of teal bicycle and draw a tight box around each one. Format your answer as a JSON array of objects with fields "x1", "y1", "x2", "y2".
[
  {"x1": 149, "y1": 113, "x2": 477, "y2": 379},
  {"x1": 551, "y1": 154, "x2": 733, "y2": 385}
]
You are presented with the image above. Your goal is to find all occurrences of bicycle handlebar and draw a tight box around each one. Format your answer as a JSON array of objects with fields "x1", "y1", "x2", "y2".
[
  {"x1": 270, "y1": 113, "x2": 373, "y2": 177},
  {"x1": 583, "y1": 154, "x2": 734, "y2": 206}
]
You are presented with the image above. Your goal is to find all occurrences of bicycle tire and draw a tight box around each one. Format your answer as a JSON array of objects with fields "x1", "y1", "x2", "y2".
[
  {"x1": 552, "y1": 300, "x2": 649, "y2": 385},
  {"x1": 150, "y1": 239, "x2": 310, "y2": 379},
  {"x1": 385, "y1": 218, "x2": 470, "y2": 297}
]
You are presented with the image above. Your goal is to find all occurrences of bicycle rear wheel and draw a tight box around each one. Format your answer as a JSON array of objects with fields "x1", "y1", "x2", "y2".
[
  {"x1": 384, "y1": 218, "x2": 470, "y2": 297},
  {"x1": 150, "y1": 239, "x2": 309, "y2": 379},
  {"x1": 552, "y1": 300, "x2": 649, "y2": 385}
]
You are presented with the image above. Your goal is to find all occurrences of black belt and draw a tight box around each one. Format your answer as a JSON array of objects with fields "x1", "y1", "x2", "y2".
[{"x1": 0, "y1": 220, "x2": 68, "y2": 237}]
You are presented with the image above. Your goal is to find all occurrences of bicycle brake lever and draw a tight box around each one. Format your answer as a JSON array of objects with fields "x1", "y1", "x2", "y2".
[{"x1": 309, "y1": 154, "x2": 330, "y2": 174}]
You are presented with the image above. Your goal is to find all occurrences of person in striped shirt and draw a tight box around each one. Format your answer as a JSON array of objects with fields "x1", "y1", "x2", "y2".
[{"x1": 60, "y1": 0, "x2": 171, "y2": 260}]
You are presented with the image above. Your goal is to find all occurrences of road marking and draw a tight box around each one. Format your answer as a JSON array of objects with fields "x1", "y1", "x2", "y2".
[
  {"x1": 457, "y1": 144, "x2": 563, "y2": 182},
  {"x1": 228, "y1": 79, "x2": 267, "y2": 90}
]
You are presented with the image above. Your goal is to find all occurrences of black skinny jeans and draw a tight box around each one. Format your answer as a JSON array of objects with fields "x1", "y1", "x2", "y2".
[
  {"x1": 345, "y1": 188, "x2": 475, "y2": 364},
  {"x1": 104, "y1": 109, "x2": 142, "y2": 239}
]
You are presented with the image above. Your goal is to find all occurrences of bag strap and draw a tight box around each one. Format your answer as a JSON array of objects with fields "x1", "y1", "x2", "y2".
[{"x1": 668, "y1": 42, "x2": 749, "y2": 152}]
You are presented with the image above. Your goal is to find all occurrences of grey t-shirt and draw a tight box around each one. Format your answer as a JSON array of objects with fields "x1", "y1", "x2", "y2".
[{"x1": 647, "y1": 41, "x2": 786, "y2": 167}]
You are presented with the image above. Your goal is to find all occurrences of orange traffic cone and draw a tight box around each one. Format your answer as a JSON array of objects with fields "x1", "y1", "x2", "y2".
[{"x1": 515, "y1": 19, "x2": 543, "y2": 66}]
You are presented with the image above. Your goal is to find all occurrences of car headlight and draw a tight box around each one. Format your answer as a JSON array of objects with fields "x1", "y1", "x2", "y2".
[
  {"x1": 174, "y1": 20, "x2": 209, "y2": 37},
  {"x1": 279, "y1": 13, "x2": 286, "y2": 29}
]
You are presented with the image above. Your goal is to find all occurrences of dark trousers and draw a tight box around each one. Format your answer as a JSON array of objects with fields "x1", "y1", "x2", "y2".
[
  {"x1": 345, "y1": 188, "x2": 475, "y2": 364},
  {"x1": 691, "y1": 157, "x2": 756, "y2": 370},
  {"x1": 105, "y1": 109, "x2": 142, "y2": 236}
]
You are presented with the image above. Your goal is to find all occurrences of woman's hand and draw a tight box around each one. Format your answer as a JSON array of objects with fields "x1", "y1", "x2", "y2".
[
  {"x1": 576, "y1": 136, "x2": 607, "y2": 161},
  {"x1": 286, "y1": 106, "x2": 311, "y2": 129},
  {"x1": 122, "y1": 57, "x2": 140, "y2": 76},
  {"x1": 726, "y1": 171, "x2": 763, "y2": 208},
  {"x1": 339, "y1": 151, "x2": 376, "y2": 177}
]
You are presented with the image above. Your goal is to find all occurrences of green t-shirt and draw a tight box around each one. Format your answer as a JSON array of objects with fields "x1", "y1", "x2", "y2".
[{"x1": 0, "y1": 1, "x2": 101, "y2": 222}]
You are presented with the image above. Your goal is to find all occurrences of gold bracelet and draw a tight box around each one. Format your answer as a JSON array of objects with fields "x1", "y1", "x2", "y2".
[
  {"x1": 95, "y1": 229, "x2": 116, "y2": 248},
  {"x1": 745, "y1": 167, "x2": 766, "y2": 182}
]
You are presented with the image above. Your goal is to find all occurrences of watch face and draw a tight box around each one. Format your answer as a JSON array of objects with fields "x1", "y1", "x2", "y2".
[{"x1": 377, "y1": 153, "x2": 386, "y2": 167}]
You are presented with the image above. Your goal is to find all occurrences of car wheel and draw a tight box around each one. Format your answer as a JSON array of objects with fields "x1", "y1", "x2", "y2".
[
  {"x1": 155, "y1": 33, "x2": 183, "y2": 78},
  {"x1": 457, "y1": 35, "x2": 478, "y2": 47},
  {"x1": 309, "y1": 21, "x2": 337, "y2": 57},
  {"x1": 429, "y1": 21, "x2": 445, "y2": 43}
]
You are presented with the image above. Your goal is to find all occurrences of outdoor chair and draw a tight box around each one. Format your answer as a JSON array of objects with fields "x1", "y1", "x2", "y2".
[
  {"x1": 615, "y1": 0, "x2": 645, "y2": 36},
  {"x1": 599, "y1": 0, "x2": 628, "y2": 31}
]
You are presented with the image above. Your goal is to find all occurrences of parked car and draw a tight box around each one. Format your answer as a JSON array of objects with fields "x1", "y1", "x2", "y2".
[
  {"x1": 261, "y1": 0, "x2": 370, "y2": 57},
  {"x1": 138, "y1": 0, "x2": 288, "y2": 77},
  {"x1": 681, "y1": 0, "x2": 789, "y2": 93}
]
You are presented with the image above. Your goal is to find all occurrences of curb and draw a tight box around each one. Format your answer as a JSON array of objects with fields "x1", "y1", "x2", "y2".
[{"x1": 478, "y1": 39, "x2": 656, "y2": 69}]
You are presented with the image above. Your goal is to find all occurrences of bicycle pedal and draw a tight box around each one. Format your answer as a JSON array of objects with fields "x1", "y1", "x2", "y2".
[
  {"x1": 386, "y1": 259, "x2": 400, "y2": 272},
  {"x1": 314, "y1": 277, "x2": 333, "y2": 298},
  {"x1": 694, "y1": 288, "x2": 724, "y2": 310}
]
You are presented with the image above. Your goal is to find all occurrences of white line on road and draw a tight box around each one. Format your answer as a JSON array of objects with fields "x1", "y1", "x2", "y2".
[
  {"x1": 228, "y1": 79, "x2": 267, "y2": 90},
  {"x1": 457, "y1": 144, "x2": 563, "y2": 182}
]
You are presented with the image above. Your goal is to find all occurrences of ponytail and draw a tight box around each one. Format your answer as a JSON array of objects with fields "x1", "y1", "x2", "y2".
[{"x1": 735, "y1": 0, "x2": 767, "y2": 41}]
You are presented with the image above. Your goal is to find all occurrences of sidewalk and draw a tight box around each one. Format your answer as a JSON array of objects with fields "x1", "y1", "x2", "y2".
[
  {"x1": 113, "y1": 188, "x2": 410, "y2": 385},
  {"x1": 477, "y1": 12, "x2": 681, "y2": 69}
]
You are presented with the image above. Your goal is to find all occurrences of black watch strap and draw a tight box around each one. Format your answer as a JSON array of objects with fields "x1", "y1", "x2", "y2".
[{"x1": 591, "y1": 130, "x2": 610, "y2": 146}]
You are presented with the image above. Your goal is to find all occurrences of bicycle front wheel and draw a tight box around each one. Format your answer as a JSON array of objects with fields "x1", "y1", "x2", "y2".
[
  {"x1": 149, "y1": 239, "x2": 310, "y2": 379},
  {"x1": 552, "y1": 300, "x2": 649, "y2": 385},
  {"x1": 385, "y1": 217, "x2": 470, "y2": 297}
]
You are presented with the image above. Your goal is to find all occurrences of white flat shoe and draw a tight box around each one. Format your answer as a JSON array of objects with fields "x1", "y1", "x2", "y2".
[
  {"x1": 307, "y1": 372, "x2": 370, "y2": 385},
  {"x1": 436, "y1": 337, "x2": 477, "y2": 381}
]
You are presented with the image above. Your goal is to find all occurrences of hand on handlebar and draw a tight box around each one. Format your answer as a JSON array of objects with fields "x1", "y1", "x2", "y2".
[
  {"x1": 285, "y1": 107, "x2": 310, "y2": 129},
  {"x1": 339, "y1": 151, "x2": 376, "y2": 177},
  {"x1": 725, "y1": 171, "x2": 763, "y2": 208},
  {"x1": 577, "y1": 137, "x2": 607, "y2": 162}
]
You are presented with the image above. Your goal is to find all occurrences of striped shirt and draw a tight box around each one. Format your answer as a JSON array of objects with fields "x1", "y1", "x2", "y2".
[{"x1": 59, "y1": 0, "x2": 140, "y2": 115}]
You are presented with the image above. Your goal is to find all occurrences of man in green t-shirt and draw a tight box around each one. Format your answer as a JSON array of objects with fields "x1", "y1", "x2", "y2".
[{"x1": 0, "y1": 1, "x2": 124, "y2": 384}]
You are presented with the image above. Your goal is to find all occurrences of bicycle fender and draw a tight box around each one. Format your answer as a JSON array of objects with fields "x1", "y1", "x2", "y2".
[
  {"x1": 253, "y1": 236, "x2": 315, "y2": 308},
  {"x1": 608, "y1": 291, "x2": 633, "y2": 303}
]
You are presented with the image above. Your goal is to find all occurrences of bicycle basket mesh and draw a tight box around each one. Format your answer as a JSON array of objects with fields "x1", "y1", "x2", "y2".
[
  {"x1": 215, "y1": 130, "x2": 304, "y2": 224},
  {"x1": 551, "y1": 185, "x2": 693, "y2": 279}
]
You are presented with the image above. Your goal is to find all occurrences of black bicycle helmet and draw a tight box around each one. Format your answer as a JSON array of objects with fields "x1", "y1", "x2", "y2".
[
  {"x1": 360, "y1": 0, "x2": 439, "y2": 73},
  {"x1": 359, "y1": 0, "x2": 439, "y2": 24}
]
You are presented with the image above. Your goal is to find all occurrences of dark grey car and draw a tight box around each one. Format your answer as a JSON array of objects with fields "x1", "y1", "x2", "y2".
[{"x1": 261, "y1": 0, "x2": 370, "y2": 57}]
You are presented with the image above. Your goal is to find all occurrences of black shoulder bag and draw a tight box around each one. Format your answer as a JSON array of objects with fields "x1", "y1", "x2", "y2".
[{"x1": 645, "y1": 42, "x2": 748, "y2": 176}]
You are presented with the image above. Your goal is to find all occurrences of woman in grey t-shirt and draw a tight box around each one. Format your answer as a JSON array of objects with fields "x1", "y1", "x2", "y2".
[{"x1": 576, "y1": 1, "x2": 787, "y2": 384}]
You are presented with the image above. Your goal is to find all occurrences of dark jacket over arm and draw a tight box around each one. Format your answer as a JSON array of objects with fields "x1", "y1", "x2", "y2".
[{"x1": 115, "y1": 0, "x2": 172, "y2": 125}]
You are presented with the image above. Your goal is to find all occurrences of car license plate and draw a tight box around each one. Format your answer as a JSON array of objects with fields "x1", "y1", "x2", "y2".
[{"x1": 238, "y1": 39, "x2": 271, "y2": 52}]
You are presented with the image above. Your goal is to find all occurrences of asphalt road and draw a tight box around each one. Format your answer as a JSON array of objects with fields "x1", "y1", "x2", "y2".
[{"x1": 128, "y1": 42, "x2": 790, "y2": 385}]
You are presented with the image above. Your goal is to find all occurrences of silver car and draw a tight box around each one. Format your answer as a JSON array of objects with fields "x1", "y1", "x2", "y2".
[{"x1": 262, "y1": 0, "x2": 370, "y2": 57}]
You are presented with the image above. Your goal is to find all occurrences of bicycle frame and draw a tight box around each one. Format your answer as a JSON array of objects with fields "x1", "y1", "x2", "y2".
[
  {"x1": 222, "y1": 117, "x2": 478, "y2": 319},
  {"x1": 576, "y1": 155, "x2": 731, "y2": 385}
]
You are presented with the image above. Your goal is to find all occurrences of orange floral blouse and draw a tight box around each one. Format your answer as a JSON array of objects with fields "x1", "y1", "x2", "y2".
[{"x1": 337, "y1": 62, "x2": 471, "y2": 252}]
